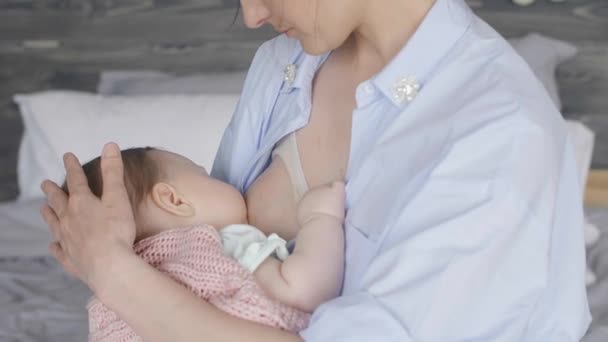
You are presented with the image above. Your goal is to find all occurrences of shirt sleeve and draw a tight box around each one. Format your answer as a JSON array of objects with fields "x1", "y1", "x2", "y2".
[
  {"x1": 300, "y1": 180, "x2": 588, "y2": 341},
  {"x1": 210, "y1": 41, "x2": 273, "y2": 187}
]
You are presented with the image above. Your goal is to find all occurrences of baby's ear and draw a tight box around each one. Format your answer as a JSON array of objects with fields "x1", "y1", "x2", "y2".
[{"x1": 150, "y1": 182, "x2": 195, "y2": 217}]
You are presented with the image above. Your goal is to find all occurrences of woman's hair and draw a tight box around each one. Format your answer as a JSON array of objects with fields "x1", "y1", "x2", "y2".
[{"x1": 61, "y1": 147, "x2": 162, "y2": 209}]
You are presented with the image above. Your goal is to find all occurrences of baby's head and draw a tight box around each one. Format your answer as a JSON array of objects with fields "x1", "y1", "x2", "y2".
[{"x1": 62, "y1": 147, "x2": 247, "y2": 241}]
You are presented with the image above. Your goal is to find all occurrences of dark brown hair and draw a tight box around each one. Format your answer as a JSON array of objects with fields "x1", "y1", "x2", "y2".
[{"x1": 61, "y1": 147, "x2": 162, "y2": 209}]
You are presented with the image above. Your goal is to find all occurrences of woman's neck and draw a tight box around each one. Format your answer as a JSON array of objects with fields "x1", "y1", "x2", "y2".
[{"x1": 341, "y1": 0, "x2": 436, "y2": 75}]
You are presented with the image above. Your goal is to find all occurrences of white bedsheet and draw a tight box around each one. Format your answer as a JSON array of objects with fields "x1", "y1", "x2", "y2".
[
  {"x1": 0, "y1": 201, "x2": 607, "y2": 340},
  {"x1": 0, "y1": 257, "x2": 89, "y2": 342},
  {"x1": 0, "y1": 200, "x2": 89, "y2": 341},
  {"x1": 0, "y1": 199, "x2": 53, "y2": 257}
]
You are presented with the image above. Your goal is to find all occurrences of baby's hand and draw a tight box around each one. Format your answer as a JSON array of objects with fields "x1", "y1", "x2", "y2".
[{"x1": 297, "y1": 181, "x2": 345, "y2": 225}]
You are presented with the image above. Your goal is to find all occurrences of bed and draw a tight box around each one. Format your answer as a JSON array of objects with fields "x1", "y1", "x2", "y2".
[
  {"x1": 0, "y1": 0, "x2": 607, "y2": 340},
  {"x1": 586, "y1": 207, "x2": 608, "y2": 341},
  {"x1": 0, "y1": 204, "x2": 606, "y2": 341}
]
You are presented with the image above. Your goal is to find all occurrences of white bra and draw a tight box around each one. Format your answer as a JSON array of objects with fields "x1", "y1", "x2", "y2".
[{"x1": 271, "y1": 132, "x2": 310, "y2": 202}]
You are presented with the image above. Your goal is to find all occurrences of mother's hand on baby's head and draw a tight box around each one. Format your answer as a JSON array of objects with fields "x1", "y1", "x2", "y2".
[{"x1": 40, "y1": 143, "x2": 137, "y2": 293}]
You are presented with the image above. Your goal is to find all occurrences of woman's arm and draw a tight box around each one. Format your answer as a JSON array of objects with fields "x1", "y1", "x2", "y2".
[
  {"x1": 97, "y1": 247, "x2": 301, "y2": 342},
  {"x1": 41, "y1": 143, "x2": 301, "y2": 342}
]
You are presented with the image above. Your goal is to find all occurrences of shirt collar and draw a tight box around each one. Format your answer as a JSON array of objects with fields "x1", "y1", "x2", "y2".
[
  {"x1": 372, "y1": 0, "x2": 473, "y2": 108},
  {"x1": 280, "y1": 45, "x2": 329, "y2": 93},
  {"x1": 280, "y1": 0, "x2": 473, "y2": 108}
]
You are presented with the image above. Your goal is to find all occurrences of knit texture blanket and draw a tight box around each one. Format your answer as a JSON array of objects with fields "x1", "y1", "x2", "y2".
[{"x1": 87, "y1": 226, "x2": 310, "y2": 342}]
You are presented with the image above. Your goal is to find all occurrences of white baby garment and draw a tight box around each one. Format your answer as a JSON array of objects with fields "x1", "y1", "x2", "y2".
[{"x1": 220, "y1": 224, "x2": 290, "y2": 273}]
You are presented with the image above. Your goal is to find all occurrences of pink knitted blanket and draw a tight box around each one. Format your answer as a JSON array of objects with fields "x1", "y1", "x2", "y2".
[{"x1": 87, "y1": 226, "x2": 310, "y2": 342}]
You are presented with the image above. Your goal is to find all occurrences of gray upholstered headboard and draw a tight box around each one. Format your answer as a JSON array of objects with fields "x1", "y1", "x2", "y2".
[{"x1": 0, "y1": 0, "x2": 606, "y2": 201}]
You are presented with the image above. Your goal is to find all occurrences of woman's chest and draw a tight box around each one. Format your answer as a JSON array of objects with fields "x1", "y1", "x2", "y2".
[
  {"x1": 296, "y1": 69, "x2": 356, "y2": 187},
  {"x1": 245, "y1": 68, "x2": 357, "y2": 238}
]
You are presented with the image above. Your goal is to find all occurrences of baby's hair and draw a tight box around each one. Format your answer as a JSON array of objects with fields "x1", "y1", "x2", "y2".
[{"x1": 61, "y1": 147, "x2": 162, "y2": 209}]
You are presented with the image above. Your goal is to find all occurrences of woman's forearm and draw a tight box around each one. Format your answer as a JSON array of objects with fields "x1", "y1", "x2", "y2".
[{"x1": 95, "y1": 249, "x2": 302, "y2": 342}]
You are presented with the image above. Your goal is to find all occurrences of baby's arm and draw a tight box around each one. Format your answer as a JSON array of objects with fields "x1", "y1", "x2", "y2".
[{"x1": 254, "y1": 182, "x2": 345, "y2": 312}]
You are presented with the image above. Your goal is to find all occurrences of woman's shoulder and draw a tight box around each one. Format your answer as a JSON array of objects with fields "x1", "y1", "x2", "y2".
[
  {"x1": 238, "y1": 35, "x2": 303, "y2": 101},
  {"x1": 429, "y1": 15, "x2": 568, "y2": 157},
  {"x1": 417, "y1": 20, "x2": 572, "y2": 209},
  {"x1": 455, "y1": 16, "x2": 558, "y2": 117}
]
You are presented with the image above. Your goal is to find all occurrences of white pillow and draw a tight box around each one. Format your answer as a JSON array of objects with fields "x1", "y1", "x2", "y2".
[
  {"x1": 566, "y1": 120, "x2": 595, "y2": 192},
  {"x1": 508, "y1": 33, "x2": 578, "y2": 110},
  {"x1": 564, "y1": 120, "x2": 600, "y2": 285},
  {"x1": 98, "y1": 70, "x2": 247, "y2": 96},
  {"x1": 14, "y1": 91, "x2": 239, "y2": 201},
  {"x1": 564, "y1": 121, "x2": 599, "y2": 241}
]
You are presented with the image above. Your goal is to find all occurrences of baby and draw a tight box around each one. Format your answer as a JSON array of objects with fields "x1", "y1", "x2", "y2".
[{"x1": 62, "y1": 147, "x2": 345, "y2": 341}]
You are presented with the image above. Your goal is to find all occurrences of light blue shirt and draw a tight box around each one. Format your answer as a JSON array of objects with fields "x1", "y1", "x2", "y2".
[{"x1": 211, "y1": 0, "x2": 591, "y2": 340}]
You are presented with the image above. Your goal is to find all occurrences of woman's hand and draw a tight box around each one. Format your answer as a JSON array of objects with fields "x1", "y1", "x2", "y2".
[{"x1": 40, "y1": 143, "x2": 136, "y2": 293}]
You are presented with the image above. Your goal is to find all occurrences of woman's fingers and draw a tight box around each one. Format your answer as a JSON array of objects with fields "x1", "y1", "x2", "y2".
[
  {"x1": 41, "y1": 203, "x2": 62, "y2": 240},
  {"x1": 37, "y1": 144, "x2": 137, "y2": 287},
  {"x1": 63, "y1": 153, "x2": 92, "y2": 195},
  {"x1": 100, "y1": 143, "x2": 130, "y2": 205},
  {"x1": 49, "y1": 241, "x2": 64, "y2": 261},
  {"x1": 41, "y1": 180, "x2": 68, "y2": 219},
  {"x1": 49, "y1": 242, "x2": 79, "y2": 278}
]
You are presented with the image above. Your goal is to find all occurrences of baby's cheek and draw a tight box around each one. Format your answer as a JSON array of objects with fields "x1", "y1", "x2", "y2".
[{"x1": 195, "y1": 182, "x2": 247, "y2": 227}]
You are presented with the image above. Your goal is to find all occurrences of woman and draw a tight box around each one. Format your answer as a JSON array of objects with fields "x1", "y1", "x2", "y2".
[{"x1": 41, "y1": 0, "x2": 591, "y2": 340}]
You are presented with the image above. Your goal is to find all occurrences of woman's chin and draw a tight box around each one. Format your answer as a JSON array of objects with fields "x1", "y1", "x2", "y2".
[{"x1": 298, "y1": 39, "x2": 332, "y2": 56}]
